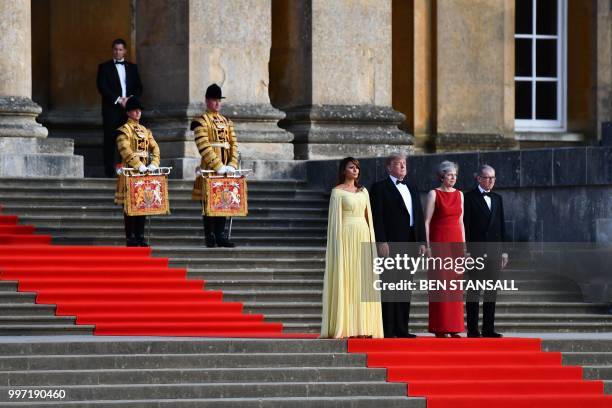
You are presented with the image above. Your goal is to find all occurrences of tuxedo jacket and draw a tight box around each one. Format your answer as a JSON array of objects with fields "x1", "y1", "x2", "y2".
[
  {"x1": 463, "y1": 188, "x2": 507, "y2": 260},
  {"x1": 370, "y1": 177, "x2": 426, "y2": 243},
  {"x1": 96, "y1": 60, "x2": 143, "y2": 112}
]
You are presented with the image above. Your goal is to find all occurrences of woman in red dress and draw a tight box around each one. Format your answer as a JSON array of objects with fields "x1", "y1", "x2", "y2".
[{"x1": 424, "y1": 161, "x2": 465, "y2": 337}]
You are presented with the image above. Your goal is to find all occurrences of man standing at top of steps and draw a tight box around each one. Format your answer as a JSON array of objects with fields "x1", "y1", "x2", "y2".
[
  {"x1": 191, "y1": 84, "x2": 239, "y2": 248},
  {"x1": 97, "y1": 38, "x2": 143, "y2": 178},
  {"x1": 114, "y1": 97, "x2": 160, "y2": 247},
  {"x1": 463, "y1": 164, "x2": 508, "y2": 338}
]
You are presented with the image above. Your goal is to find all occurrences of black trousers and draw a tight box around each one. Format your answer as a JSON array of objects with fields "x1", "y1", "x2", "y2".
[
  {"x1": 102, "y1": 106, "x2": 127, "y2": 178},
  {"x1": 203, "y1": 216, "x2": 227, "y2": 239},
  {"x1": 466, "y1": 257, "x2": 500, "y2": 334},
  {"x1": 381, "y1": 228, "x2": 416, "y2": 338},
  {"x1": 124, "y1": 215, "x2": 145, "y2": 241}
]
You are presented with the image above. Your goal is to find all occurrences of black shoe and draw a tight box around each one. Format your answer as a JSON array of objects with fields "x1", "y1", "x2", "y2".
[
  {"x1": 400, "y1": 333, "x2": 417, "y2": 338},
  {"x1": 467, "y1": 331, "x2": 481, "y2": 338},
  {"x1": 138, "y1": 240, "x2": 149, "y2": 247},
  {"x1": 217, "y1": 239, "x2": 236, "y2": 248},
  {"x1": 205, "y1": 234, "x2": 216, "y2": 248},
  {"x1": 126, "y1": 237, "x2": 139, "y2": 247},
  {"x1": 482, "y1": 331, "x2": 503, "y2": 338}
]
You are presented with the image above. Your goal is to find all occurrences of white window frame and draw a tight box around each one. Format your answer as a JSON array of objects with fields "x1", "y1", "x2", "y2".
[{"x1": 515, "y1": 0, "x2": 567, "y2": 131}]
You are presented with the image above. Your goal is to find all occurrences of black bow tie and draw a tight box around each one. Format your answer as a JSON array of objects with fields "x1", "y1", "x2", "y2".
[
  {"x1": 482, "y1": 191, "x2": 491, "y2": 197},
  {"x1": 114, "y1": 60, "x2": 125, "y2": 65},
  {"x1": 396, "y1": 179, "x2": 407, "y2": 185}
]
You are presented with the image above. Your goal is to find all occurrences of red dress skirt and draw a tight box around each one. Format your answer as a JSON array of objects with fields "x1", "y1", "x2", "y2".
[{"x1": 428, "y1": 189, "x2": 465, "y2": 334}]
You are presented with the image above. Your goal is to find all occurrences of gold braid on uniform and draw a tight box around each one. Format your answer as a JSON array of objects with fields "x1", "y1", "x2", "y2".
[
  {"x1": 114, "y1": 119, "x2": 161, "y2": 205},
  {"x1": 193, "y1": 118, "x2": 223, "y2": 172},
  {"x1": 191, "y1": 111, "x2": 239, "y2": 201}
]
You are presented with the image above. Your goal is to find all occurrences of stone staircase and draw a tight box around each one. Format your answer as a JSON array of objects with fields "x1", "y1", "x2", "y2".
[
  {"x1": 0, "y1": 337, "x2": 424, "y2": 407},
  {"x1": 0, "y1": 177, "x2": 611, "y2": 405},
  {"x1": 0, "y1": 177, "x2": 611, "y2": 335},
  {"x1": 542, "y1": 337, "x2": 612, "y2": 393}
]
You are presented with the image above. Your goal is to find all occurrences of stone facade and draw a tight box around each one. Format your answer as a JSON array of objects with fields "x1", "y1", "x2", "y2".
[{"x1": 0, "y1": 1, "x2": 608, "y2": 177}]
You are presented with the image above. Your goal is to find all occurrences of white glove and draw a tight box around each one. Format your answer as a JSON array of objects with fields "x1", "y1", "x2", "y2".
[
  {"x1": 147, "y1": 164, "x2": 158, "y2": 172},
  {"x1": 216, "y1": 165, "x2": 227, "y2": 175},
  {"x1": 225, "y1": 165, "x2": 236, "y2": 174},
  {"x1": 138, "y1": 164, "x2": 147, "y2": 173}
]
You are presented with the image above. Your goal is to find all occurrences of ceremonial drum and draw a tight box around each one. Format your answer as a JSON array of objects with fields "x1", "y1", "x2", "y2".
[
  {"x1": 123, "y1": 168, "x2": 171, "y2": 216},
  {"x1": 201, "y1": 173, "x2": 248, "y2": 217}
]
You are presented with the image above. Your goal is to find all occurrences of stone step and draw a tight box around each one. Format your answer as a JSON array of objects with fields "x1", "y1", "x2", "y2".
[
  {"x1": 0, "y1": 396, "x2": 422, "y2": 408},
  {"x1": 0, "y1": 196, "x2": 329, "y2": 209},
  {"x1": 49, "y1": 236, "x2": 327, "y2": 247},
  {"x1": 0, "y1": 366, "x2": 388, "y2": 385},
  {"x1": 206, "y1": 280, "x2": 323, "y2": 291},
  {"x1": 266, "y1": 313, "x2": 612, "y2": 325},
  {"x1": 0, "y1": 353, "x2": 366, "y2": 370},
  {"x1": 1, "y1": 205, "x2": 328, "y2": 218},
  {"x1": 0, "y1": 189, "x2": 327, "y2": 200},
  {"x1": 18, "y1": 215, "x2": 329, "y2": 229},
  {"x1": 0, "y1": 316, "x2": 77, "y2": 325},
  {"x1": 169, "y1": 258, "x2": 325, "y2": 269},
  {"x1": 0, "y1": 339, "x2": 347, "y2": 355},
  {"x1": 282, "y1": 322, "x2": 612, "y2": 333},
  {"x1": 37, "y1": 225, "x2": 325, "y2": 238},
  {"x1": 543, "y1": 339, "x2": 612, "y2": 353},
  {"x1": 0, "y1": 325, "x2": 94, "y2": 335},
  {"x1": 0, "y1": 304, "x2": 57, "y2": 316},
  {"x1": 222, "y1": 290, "x2": 583, "y2": 303},
  {"x1": 584, "y1": 366, "x2": 612, "y2": 381},
  {"x1": 0, "y1": 382, "x2": 409, "y2": 402},
  {"x1": 189, "y1": 269, "x2": 325, "y2": 280},
  {"x1": 244, "y1": 301, "x2": 611, "y2": 315},
  {"x1": 0, "y1": 178, "x2": 311, "y2": 189},
  {"x1": 562, "y1": 352, "x2": 612, "y2": 365}
]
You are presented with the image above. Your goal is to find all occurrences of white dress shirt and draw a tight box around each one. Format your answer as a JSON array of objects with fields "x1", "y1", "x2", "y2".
[
  {"x1": 478, "y1": 185, "x2": 492, "y2": 210},
  {"x1": 389, "y1": 175, "x2": 413, "y2": 226},
  {"x1": 114, "y1": 59, "x2": 127, "y2": 104}
]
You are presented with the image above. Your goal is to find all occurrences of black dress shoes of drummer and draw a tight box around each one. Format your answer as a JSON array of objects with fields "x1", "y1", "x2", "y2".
[
  {"x1": 126, "y1": 235, "x2": 139, "y2": 247},
  {"x1": 205, "y1": 234, "x2": 216, "y2": 248},
  {"x1": 482, "y1": 331, "x2": 503, "y2": 338},
  {"x1": 467, "y1": 331, "x2": 481, "y2": 338},
  {"x1": 216, "y1": 236, "x2": 236, "y2": 248}
]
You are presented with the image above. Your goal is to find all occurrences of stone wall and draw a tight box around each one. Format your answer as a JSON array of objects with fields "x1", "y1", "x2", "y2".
[{"x1": 304, "y1": 147, "x2": 612, "y2": 243}]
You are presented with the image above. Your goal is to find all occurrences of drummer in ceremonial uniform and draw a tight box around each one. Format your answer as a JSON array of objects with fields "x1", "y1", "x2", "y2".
[
  {"x1": 191, "y1": 83, "x2": 239, "y2": 248},
  {"x1": 114, "y1": 97, "x2": 160, "y2": 247}
]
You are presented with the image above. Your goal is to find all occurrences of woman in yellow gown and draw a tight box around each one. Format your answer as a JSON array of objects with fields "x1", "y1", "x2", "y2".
[{"x1": 321, "y1": 157, "x2": 384, "y2": 338}]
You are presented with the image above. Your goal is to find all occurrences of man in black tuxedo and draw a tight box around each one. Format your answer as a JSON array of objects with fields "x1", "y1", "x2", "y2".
[
  {"x1": 96, "y1": 38, "x2": 143, "y2": 178},
  {"x1": 463, "y1": 164, "x2": 509, "y2": 338},
  {"x1": 370, "y1": 154, "x2": 426, "y2": 338}
]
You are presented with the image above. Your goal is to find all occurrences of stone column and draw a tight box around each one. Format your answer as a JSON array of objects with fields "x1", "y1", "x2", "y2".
[
  {"x1": 0, "y1": 0, "x2": 83, "y2": 177},
  {"x1": 136, "y1": 0, "x2": 292, "y2": 178},
  {"x1": 0, "y1": 0, "x2": 47, "y2": 138},
  {"x1": 271, "y1": 0, "x2": 410, "y2": 159},
  {"x1": 595, "y1": 0, "x2": 612, "y2": 142},
  {"x1": 433, "y1": 0, "x2": 516, "y2": 151}
]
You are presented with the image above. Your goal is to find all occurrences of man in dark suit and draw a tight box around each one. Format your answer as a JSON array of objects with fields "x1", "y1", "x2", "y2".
[
  {"x1": 370, "y1": 154, "x2": 426, "y2": 338},
  {"x1": 463, "y1": 164, "x2": 508, "y2": 338},
  {"x1": 97, "y1": 38, "x2": 143, "y2": 178}
]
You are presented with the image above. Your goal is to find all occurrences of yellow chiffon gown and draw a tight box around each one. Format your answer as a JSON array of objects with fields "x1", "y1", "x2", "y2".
[{"x1": 320, "y1": 188, "x2": 384, "y2": 338}]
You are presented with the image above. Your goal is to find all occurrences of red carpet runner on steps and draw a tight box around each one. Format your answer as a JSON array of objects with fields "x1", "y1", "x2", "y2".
[
  {"x1": 0, "y1": 207, "x2": 316, "y2": 338},
  {"x1": 1, "y1": 207, "x2": 610, "y2": 407},
  {"x1": 349, "y1": 338, "x2": 611, "y2": 408}
]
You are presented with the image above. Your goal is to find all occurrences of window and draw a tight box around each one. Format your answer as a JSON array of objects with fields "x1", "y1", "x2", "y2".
[{"x1": 515, "y1": 0, "x2": 567, "y2": 131}]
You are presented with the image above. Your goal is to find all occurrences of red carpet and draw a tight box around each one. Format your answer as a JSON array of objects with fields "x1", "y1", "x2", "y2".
[
  {"x1": 0, "y1": 207, "x2": 316, "y2": 338},
  {"x1": 349, "y1": 338, "x2": 612, "y2": 407}
]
